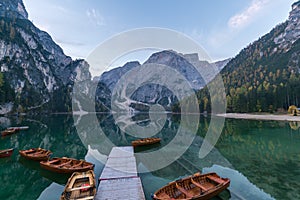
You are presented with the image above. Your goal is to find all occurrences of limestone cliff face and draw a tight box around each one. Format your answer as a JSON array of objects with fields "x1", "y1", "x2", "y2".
[
  {"x1": 0, "y1": 0, "x2": 28, "y2": 19},
  {"x1": 274, "y1": 1, "x2": 300, "y2": 51},
  {"x1": 96, "y1": 50, "x2": 228, "y2": 111},
  {"x1": 0, "y1": 0, "x2": 91, "y2": 114}
]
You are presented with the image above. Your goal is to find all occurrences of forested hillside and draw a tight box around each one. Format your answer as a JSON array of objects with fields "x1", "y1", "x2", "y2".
[{"x1": 198, "y1": 2, "x2": 300, "y2": 113}]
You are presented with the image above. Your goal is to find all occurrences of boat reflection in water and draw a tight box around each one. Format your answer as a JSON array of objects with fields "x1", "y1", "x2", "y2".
[{"x1": 203, "y1": 165, "x2": 275, "y2": 200}]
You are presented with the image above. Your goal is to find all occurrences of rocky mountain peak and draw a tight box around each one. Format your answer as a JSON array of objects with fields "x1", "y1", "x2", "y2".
[
  {"x1": 0, "y1": 0, "x2": 28, "y2": 19},
  {"x1": 292, "y1": 1, "x2": 300, "y2": 11},
  {"x1": 274, "y1": 0, "x2": 300, "y2": 51},
  {"x1": 0, "y1": 0, "x2": 92, "y2": 114},
  {"x1": 145, "y1": 50, "x2": 205, "y2": 90},
  {"x1": 98, "y1": 61, "x2": 140, "y2": 91}
]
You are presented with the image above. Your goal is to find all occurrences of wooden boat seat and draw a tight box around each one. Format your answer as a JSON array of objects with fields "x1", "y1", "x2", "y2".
[
  {"x1": 71, "y1": 161, "x2": 84, "y2": 168},
  {"x1": 76, "y1": 196, "x2": 95, "y2": 200},
  {"x1": 156, "y1": 192, "x2": 171, "y2": 199},
  {"x1": 207, "y1": 176, "x2": 224, "y2": 184},
  {"x1": 57, "y1": 160, "x2": 72, "y2": 167},
  {"x1": 175, "y1": 183, "x2": 193, "y2": 198},
  {"x1": 47, "y1": 159, "x2": 60, "y2": 164},
  {"x1": 29, "y1": 151, "x2": 45, "y2": 156},
  {"x1": 66, "y1": 185, "x2": 92, "y2": 192},
  {"x1": 191, "y1": 178, "x2": 209, "y2": 192},
  {"x1": 23, "y1": 149, "x2": 36, "y2": 153}
]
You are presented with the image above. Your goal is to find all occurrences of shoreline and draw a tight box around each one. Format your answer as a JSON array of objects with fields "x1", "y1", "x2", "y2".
[{"x1": 216, "y1": 113, "x2": 300, "y2": 122}]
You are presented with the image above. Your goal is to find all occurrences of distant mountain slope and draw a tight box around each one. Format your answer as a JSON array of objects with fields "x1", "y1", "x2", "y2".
[
  {"x1": 0, "y1": 0, "x2": 91, "y2": 114},
  {"x1": 95, "y1": 50, "x2": 228, "y2": 111},
  {"x1": 198, "y1": 1, "x2": 300, "y2": 113}
]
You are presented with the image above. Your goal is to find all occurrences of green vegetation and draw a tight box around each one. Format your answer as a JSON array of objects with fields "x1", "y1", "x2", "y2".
[
  {"x1": 0, "y1": 72, "x2": 15, "y2": 104},
  {"x1": 0, "y1": 72, "x2": 3, "y2": 87},
  {"x1": 198, "y1": 22, "x2": 300, "y2": 113},
  {"x1": 0, "y1": 16, "x2": 73, "y2": 113}
]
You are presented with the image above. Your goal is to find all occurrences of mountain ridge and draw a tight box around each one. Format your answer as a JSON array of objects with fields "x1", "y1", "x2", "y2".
[
  {"x1": 198, "y1": 0, "x2": 300, "y2": 113},
  {"x1": 95, "y1": 50, "x2": 229, "y2": 112},
  {"x1": 0, "y1": 0, "x2": 91, "y2": 114}
]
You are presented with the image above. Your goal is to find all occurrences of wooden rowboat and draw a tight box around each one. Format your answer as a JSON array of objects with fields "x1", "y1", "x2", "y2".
[
  {"x1": 0, "y1": 148, "x2": 14, "y2": 158},
  {"x1": 1, "y1": 126, "x2": 29, "y2": 137},
  {"x1": 152, "y1": 172, "x2": 230, "y2": 200},
  {"x1": 131, "y1": 137, "x2": 161, "y2": 147},
  {"x1": 8, "y1": 126, "x2": 29, "y2": 131},
  {"x1": 60, "y1": 170, "x2": 96, "y2": 200},
  {"x1": 19, "y1": 148, "x2": 52, "y2": 161},
  {"x1": 1, "y1": 129, "x2": 17, "y2": 136},
  {"x1": 40, "y1": 157, "x2": 94, "y2": 174}
]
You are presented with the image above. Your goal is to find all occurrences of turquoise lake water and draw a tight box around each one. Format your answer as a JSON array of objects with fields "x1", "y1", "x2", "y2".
[{"x1": 0, "y1": 114, "x2": 299, "y2": 200}]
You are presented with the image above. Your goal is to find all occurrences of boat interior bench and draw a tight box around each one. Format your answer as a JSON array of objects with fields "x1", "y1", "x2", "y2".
[
  {"x1": 57, "y1": 160, "x2": 72, "y2": 167},
  {"x1": 190, "y1": 179, "x2": 210, "y2": 192},
  {"x1": 76, "y1": 196, "x2": 94, "y2": 200},
  {"x1": 66, "y1": 185, "x2": 93, "y2": 192},
  {"x1": 71, "y1": 161, "x2": 84, "y2": 168},
  {"x1": 175, "y1": 183, "x2": 193, "y2": 198},
  {"x1": 207, "y1": 175, "x2": 224, "y2": 184}
]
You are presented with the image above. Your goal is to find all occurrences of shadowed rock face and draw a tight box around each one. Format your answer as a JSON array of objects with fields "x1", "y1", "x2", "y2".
[
  {"x1": 0, "y1": 0, "x2": 28, "y2": 19},
  {"x1": 275, "y1": 1, "x2": 300, "y2": 51},
  {"x1": 0, "y1": 0, "x2": 91, "y2": 113}
]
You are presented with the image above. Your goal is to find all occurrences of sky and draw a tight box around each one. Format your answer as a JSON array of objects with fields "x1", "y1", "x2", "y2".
[{"x1": 23, "y1": 0, "x2": 296, "y2": 76}]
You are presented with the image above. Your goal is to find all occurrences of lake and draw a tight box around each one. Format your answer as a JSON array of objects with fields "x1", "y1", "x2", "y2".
[{"x1": 0, "y1": 114, "x2": 299, "y2": 200}]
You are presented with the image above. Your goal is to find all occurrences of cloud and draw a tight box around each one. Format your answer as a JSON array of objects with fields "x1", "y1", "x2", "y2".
[
  {"x1": 55, "y1": 6, "x2": 69, "y2": 14},
  {"x1": 86, "y1": 9, "x2": 105, "y2": 26},
  {"x1": 190, "y1": 29, "x2": 204, "y2": 42},
  {"x1": 228, "y1": 0, "x2": 270, "y2": 29}
]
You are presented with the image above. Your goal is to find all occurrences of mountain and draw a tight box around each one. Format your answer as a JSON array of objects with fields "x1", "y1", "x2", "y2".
[
  {"x1": 144, "y1": 50, "x2": 206, "y2": 90},
  {"x1": 98, "y1": 61, "x2": 141, "y2": 91},
  {"x1": 0, "y1": 0, "x2": 91, "y2": 114},
  {"x1": 96, "y1": 50, "x2": 228, "y2": 111},
  {"x1": 198, "y1": 1, "x2": 300, "y2": 113},
  {"x1": 0, "y1": 0, "x2": 28, "y2": 19}
]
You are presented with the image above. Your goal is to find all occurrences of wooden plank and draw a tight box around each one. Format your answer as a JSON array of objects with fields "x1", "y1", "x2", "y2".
[
  {"x1": 100, "y1": 157, "x2": 137, "y2": 180},
  {"x1": 108, "y1": 146, "x2": 134, "y2": 158},
  {"x1": 95, "y1": 146, "x2": 145, "y2": 200},
  {"x1": 191, "y1": 179, "x2": 209, "y2": 191},
  {"x1": 207, "y1": 175, "x2": 224, "y2": 184},
  {"x1": 175, "y1": 183, "x2": 193, "y2": 198},
  {"x1": 67, "y1": 185, "x2": 92, "y2": 192},
  {"x1": 96, "y1": 177, "x2": 145, "y2": 200}
]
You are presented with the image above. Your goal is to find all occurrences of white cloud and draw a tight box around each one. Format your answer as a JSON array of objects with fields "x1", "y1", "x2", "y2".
[
  {"x1": 228, "y1": 0, "x2": 270, "y2": 29},
  {"x1": 86, "y1": 8, "x2": 105, "y2": 26},
  {"x1": 190, "y1": 29, "x2": 204, "y2": 42},
  {"x1": 55, "y1": 6, "x2": 69, "y2": 14}
]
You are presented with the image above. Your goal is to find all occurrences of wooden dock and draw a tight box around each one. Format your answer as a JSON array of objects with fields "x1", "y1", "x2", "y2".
[{"x1": 95, "y1": 146, "x2": 145, "y2": 200}]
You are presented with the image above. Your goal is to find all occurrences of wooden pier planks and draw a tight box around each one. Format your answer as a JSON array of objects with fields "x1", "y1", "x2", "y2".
[{"x1": 95, "y1": 146, "x2": 145, "y2": 200}]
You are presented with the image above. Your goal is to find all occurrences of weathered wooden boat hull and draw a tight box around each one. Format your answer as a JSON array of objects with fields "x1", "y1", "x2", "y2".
[
  {"x1": 0, "y1": 148, "x2": 14, "y2": 158},
  {"x1": 60, "y1": 170, "x2": 96, "y2": 200},
  {"x1": 1, "y1": 126, "x2": 28, "y2": 136},
  {"x1": 40, "y1": 157, "x2": 94, "y2": 174},
  {"x1": 1, "y1": 129, "x2": 16, "y2": 136},
  {"x1": 19, "y1": 148, "x2": 52, "y2": 161},
  {"x1": 194, "y1": 181, "x2": 230, "y2": 200},
  {"x1": 132, "y1": 138, "x2": 161, "y2": 147},
  {"x1": 153, "y1": 172, "x2": 230, "y2": 200}
]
